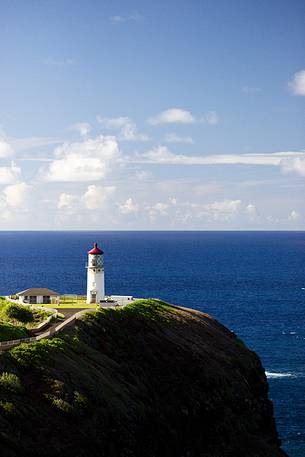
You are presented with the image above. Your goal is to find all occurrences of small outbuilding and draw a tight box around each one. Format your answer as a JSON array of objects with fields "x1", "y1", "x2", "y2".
[{"x1": 16, "y1": 288, "x2": 60, "y2": 305}]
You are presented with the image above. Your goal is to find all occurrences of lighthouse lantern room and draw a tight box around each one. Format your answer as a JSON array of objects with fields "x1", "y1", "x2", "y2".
[{"x1": 86, "y1": 242, "x2": 105, "y2": 304}]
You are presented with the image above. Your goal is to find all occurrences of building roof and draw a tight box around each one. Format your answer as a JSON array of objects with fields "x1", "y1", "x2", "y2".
[
  {"x1": 16, "y1": 288, "x2": 60, "y2": 297},
  {"x1": 88, "y1": 242, "x2": 103, "y2": 255}
]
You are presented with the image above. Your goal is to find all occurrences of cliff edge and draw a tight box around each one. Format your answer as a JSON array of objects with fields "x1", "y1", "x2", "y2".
[{"x1": 0, "y1": 299, "x2": 287, "y2": 457}]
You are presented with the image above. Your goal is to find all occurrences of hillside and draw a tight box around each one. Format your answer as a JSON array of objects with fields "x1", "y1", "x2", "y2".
[{"x1": 0, "y1": 299, "x2": 287, "y2": 457}]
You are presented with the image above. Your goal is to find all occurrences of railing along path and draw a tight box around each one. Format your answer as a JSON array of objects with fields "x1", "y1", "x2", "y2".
[{"x1": 0, "y1": 309, "x2": 90, "y2": 351}]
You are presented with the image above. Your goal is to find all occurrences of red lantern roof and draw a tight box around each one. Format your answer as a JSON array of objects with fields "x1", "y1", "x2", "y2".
[{"x1": 88, "y1": 242, "x2": 103, "y2": 255}]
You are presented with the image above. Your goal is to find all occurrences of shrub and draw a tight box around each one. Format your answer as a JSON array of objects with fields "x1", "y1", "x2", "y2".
[
  {"x1": 45, "y1": 394, "x2": 74, "y2": 415},
  {"x1": 73, "y1": 391, "x2": 88, "y2": 410},
  {"x1": 0, "y1": 322, "x2": 30, "y2": 342},
  {"x1": 0, "y1": 372, "x2": 23, "y2": 393},
  {"x1": 9, "y1": 337, "x2": 67, "y2": 367},
  {"x1": 3, "y1": 304, "x2": 34, "y2": 323},
  {"x1": 0, "y1": 401, "x2": 16, "y2": 416}
]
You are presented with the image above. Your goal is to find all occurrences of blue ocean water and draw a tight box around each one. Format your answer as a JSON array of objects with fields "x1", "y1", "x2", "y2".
[{"x1": 0, "y1": 230, "x2": 304, "y2": 456}]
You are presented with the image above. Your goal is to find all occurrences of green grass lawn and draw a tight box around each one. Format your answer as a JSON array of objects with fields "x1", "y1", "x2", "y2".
[{"x1": 39, "y1": 296, "x2": 97, "y2": 309}]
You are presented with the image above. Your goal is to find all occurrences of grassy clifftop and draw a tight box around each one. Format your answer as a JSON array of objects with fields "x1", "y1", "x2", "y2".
[
  {"x1": 0, "y1": 299, "x2": 286, "y2": 457},
  {"x1": 0, "y1": 297, "x2": 53, "y2": 342}
]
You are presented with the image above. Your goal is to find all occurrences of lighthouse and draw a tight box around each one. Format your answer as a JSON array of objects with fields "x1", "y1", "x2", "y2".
[{"x1": 86, "y1": 242, "x2": 105, "y2": 304}]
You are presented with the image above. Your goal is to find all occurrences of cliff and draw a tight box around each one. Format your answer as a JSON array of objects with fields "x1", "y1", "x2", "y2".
[{"x1": 0, "y1": 299, "x2": 287, "y2": 457}]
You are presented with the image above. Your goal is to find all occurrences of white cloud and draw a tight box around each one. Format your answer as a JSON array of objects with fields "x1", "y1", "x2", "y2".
[
  {"x1": 57, "y1": 185, "x2": 116, "y2": 214},
  {"x1": 169, "y1": 197, "x2": 177, "y2": 205},
  {"x1": 45, "y1": 135, "x2": 120, "y2": 182},
  {"x1": 135, "y1": 169, "x2": 152, "y2": 181},
  {"x1": 288, "y1": 210, "x2": 300, "y2": 221},
  {"x1": 109, "y1": 11, "x2": 142, "y2": 24},
  {"x1": 148, "y1": 202, "x2": 169, "y2": 220},
  {"x1": 289, "y1": 69, "x2": 305, "y2": 96},
  {"x1": 245, "y1": 203, "x2": 258, "y2": 221},
  {"x1": 70, "y1": 122, "x2": 92, "y2": 136},
  {"x1": 148, "y1": 108, "x2": 219, "y2": 126},
  {"x1": 3, "y1": 182, "x2": 31, "y2": 207},
  {"x1": 165, "y1": 133, "x2": 194, "y2": 144},
  {"x1": 42, "y1": 57, "x2": 75, "y2": 66},
  {"x1": 97, "y1": 116, "x2": 149, "y2": 141},
  {"x1": 281, "y1": 156, "x2": 305, "y2": 177},
  {"x1": 0, "y1": 163, "x2": 21, "y2": 184},
  {"x1": 81, "y1": 185, "x2": 116, "y2": 210},
  {"x1": 200, "y1": 199, "x2": 242, "y2": 221},
  {"x1": 0, "y1": 138, "x2": 14, "y2": 158},
  {"x1": 119, "y1": 197, "x2": 139, "y2": 215},
  {"x1": 57, "y1": 193, "x2": 79, "y2": 212},
  {"x1": 204, "y1": 111, "x2": 219, "y2": 125},
  {"x1": 148, "y1": 108, "x2": 195, "y2": 125},
  {"x1": 136, "y1": 146, "x2": 305, "y2": 170},
  {"x1": 10, "y1": 136, "x2": 61, "y2": 151}
]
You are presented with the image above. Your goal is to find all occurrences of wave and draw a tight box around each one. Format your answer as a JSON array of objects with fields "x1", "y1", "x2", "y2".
[{"x1": 266, "y1": 371, "x2": 294, "y2": 379}]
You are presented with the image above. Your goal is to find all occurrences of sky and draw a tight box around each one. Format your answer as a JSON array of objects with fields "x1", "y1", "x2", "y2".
[{"x1": 0, "y1": 0, "x2": 304, "y2": 230}]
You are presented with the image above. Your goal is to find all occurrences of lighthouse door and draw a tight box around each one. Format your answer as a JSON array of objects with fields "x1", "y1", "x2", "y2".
[{"x1": 90, "y1": 292, "x2": 96, "y2": 304}]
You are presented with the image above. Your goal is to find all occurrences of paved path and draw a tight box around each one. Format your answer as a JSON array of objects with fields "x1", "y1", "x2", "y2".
[
  {"x1": 0, "y1": 308, "x2": 95, "y2": 352},
  {"x1": 0, "y1": 304, "x2": 129, "y2": 352}
]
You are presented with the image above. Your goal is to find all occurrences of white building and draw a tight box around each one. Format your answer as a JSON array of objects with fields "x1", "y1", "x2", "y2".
[
  {"x1": 86, "y1": 242, "x2": 105, "y2": 304},
  {"x1": 16, "y1": 288, "x2": 60, "y2": 305}
]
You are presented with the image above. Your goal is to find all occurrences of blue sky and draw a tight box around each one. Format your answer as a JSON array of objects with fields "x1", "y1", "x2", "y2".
[{"x1": 0, "y1": 0, "x2": 304, "y2": 229}]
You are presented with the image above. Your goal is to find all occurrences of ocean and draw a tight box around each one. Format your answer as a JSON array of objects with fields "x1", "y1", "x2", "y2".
[{"x1": 0, "y1": 230, "x2": 304, "y2": 456}]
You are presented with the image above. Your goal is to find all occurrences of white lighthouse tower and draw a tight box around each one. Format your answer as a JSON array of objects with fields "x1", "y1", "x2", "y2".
[{"x1": 86, "y1": 242, "x2": 105, "y2": 304}]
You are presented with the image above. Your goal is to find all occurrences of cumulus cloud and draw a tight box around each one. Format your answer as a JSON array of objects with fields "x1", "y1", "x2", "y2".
[
  {"x1": 288, "y1": 210, "x2": 300, "y2": 221},
  {"x1": 289, "y1": 69, "x2": 305, "y2": 96},
  {"x1": 3, "y1": 182, "x2": 31, "y2": 207},
  {"x1": 281, "y1": 156, "x2": 305, "y2": 177},
  {"x1": 119, "y1": 197, "x2": 139, "y2": 215},
  {"x1": 0, "y1": 138, "x2": 14, "y2": 158},
  {"x1": 81, "y1": 185, "x2": 116, "y2": 210},
  {"x1": 245, "y1": 203, "x2": 258, "y2": 221},
  {"x1": 148, "y1": 108, "x2": 195, "y2": 125},
  {"x1": 45, "y1": 135, "x2": 120, "y2": 182},
  {"x1": 199, "y1": 199, "x2": 242, "y2": 221},
  {"x1": 147, "y1": 202, "x2": 169, "y2": 221},
  {"x1": 165, "y1": 133, "x2": 194, "y2": 144},
  {"x1": 148, "y1": 108, "x2": 219, "y2": 126},
  {"x1": 0, "y1": 163, "x2": 21, "y2": 185},
  {"x1": 57, "y1": 185, "x2": 116, "y2": 214},
  {"x1": 57, "y1": 193, "x2": 79, "y2": 212},
  {"x1": 70, "y1": 122, "x2": 92, "y2": 136},
  {"x1": 97, "y1": 116, "x2": 149, "y2": 141}
]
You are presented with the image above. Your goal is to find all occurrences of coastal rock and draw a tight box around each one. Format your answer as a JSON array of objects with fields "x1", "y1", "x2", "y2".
[{"x1": 0, "y1": 299, "x2": 287, "y2": 457}]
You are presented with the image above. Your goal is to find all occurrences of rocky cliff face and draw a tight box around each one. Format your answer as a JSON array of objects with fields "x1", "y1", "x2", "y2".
[{"x1": 0, "y1": 299, "x2": 287, "y2": 457}]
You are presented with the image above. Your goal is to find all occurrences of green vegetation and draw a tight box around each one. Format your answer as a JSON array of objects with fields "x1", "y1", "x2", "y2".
[
  {"x1": 8, "y1": 338, "x2": 67, "y2": 367},
  {"x1": 0, "y1": 298, "x2": 54, "y2": 336},
  {"x1": 44, "y1": 390, "x2": 88, "y2": 416},
  {"x1": 40, "y1": 295, "x2": 96, "y2": 309},
  {"x1": 0, "y1": 401, "x2": 17, "y2": 416},
  {"x1": 0, "y1": 299, "x2": 284, "y2": 457},
  {"x1": 3, "y1": 303, "x2": 34, "y2": 323},
  {"x1": 0, "y1": 372, "x2": 22, "y2": 393},
  {"x1": 0, "y1": 322, "x2": 30, "y2": 342},
  {"x1": 45, "y1": 395, "x2": 74, "y2": 415}
]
